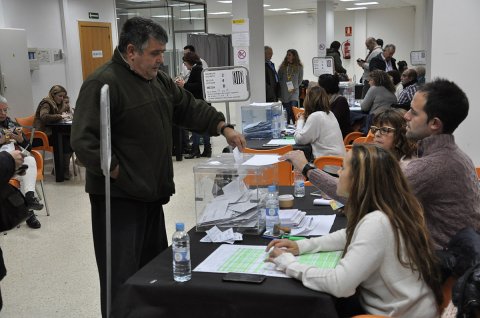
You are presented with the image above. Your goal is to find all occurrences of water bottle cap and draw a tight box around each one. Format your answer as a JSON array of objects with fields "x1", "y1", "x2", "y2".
[
  {"x1": 268, "y1": 185, "x2": 276, "y2": 192},
  {"x1": 175, "y1": 223, "x2": 185, "y2": 231}
]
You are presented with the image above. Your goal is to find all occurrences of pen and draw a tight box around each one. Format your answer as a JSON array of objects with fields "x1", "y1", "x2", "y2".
[{"x1": 281, "y1": 235, "x2": 305, "y2": 241}]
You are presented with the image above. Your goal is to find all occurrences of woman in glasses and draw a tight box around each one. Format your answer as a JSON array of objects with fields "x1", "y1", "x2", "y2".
[
  {"x1": 270, "y1": 144, "x2": 442, "y2": 317},
  {"x1": 370, "y1": 108, "x2": 416, "y2": 163}
]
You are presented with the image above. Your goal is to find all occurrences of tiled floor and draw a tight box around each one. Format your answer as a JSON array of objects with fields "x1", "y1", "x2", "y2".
[{"x1": 0, "y1": 104, "x2": 234, "y2": 317}]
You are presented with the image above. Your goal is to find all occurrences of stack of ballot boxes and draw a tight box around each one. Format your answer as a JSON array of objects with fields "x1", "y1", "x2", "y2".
[
  {"x1": 193, "y1": 153, "x2": 279, "y2": 235},
  {"x1": 241, "y1": 102, "x2": 282, "y2": 139}
]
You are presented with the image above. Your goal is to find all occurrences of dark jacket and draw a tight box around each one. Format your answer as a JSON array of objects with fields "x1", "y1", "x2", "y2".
[
  {"x1": 265, "y1": 61, "x2": 279, "y2": 102},
  {"x1": 329, "y1": 95, "x2": 352, "y2": 138},
  {"x1": 326, "y1": 48, "x2": 347, "y2": 74},
  {"x1": 183, "y1": 63, "x2": 204, "y2": 100},
  {"x1": 369, "y1": 53, "x2": 397, "y2": 72},
  {"x1": 0, "y1": 151, "x2": 15, "y2": 284},
  {"x1": 71, "y1": 48, "x2": 225, "y2": 202}
]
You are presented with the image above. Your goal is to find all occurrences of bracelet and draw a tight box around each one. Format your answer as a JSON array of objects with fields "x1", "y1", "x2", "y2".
[{"x1": 220, "y1": 123, "x2": 234, "y2": 136}]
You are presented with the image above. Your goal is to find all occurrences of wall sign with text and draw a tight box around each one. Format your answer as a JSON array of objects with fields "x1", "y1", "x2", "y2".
[
  {"x1": 312, "y1": 57, "x2": 335, "y2": 77},
  {"x1": 202, "y1": 66, "x2": 250, "y2": 103}
]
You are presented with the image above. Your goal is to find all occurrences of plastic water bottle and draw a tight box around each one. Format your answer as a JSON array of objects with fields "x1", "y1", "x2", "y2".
[
  {"x1": 271, "y1": 114, "x2": 281, "y2": 138},
  {"x1": 294, "y1": 170, "x2": 305, "y2": 198},
  {"x1": 265, "y1": 185, "x2": 280, "y2": 234},
  {"x1": 281, "y1": 109, "x2": 287, "y2": 131},
  {"x1": 172, "y1": 222, "x2": 191, "y2": 282}
]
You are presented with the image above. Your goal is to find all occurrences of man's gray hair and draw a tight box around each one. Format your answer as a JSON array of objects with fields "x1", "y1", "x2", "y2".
[
  {"x1": 384, "y1": 44, "x2": 396, "y2": 52},
  {"x1": 118, "y1": 17, "x2": 169, "y2": 53},
  {"x1": 0, "y1": 95, "x2": 7, "y2": 105}
]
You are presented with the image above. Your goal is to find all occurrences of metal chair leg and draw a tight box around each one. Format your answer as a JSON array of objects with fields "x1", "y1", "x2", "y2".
[{"x1": 37, "y1": 180, "x2": 49, "y2": 216}]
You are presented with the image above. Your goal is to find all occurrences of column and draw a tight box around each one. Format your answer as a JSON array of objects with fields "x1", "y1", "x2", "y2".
[
  {"x1": 353, "y1": 10, "x2": 367, "y2": 83},
  {"x1": 317, "y1": 0, "x2": 334, "y2": 57}
]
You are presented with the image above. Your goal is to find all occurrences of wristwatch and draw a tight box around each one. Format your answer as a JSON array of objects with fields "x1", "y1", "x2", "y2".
[
  {"x1": 220, "y1": 123, "x2": 234, "y2": 136},
  {"x1": 301, "y1": 162, "x2": 316, "y2": 180}
]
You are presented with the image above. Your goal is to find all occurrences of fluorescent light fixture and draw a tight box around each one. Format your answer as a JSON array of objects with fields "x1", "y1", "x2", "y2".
[
  {"x1": 355, "y1": 1, "x2": 378, "y2": 5},
  {"x1": 179, "y1": 17, "x2": 204, "y2": 20},
  {"x1": 286, "y1": 11, "x2": 308, "y2": 14},
  {"x1": 217, "y1": 0, "x2": 232, "y2": 3},
  {"x1": 263, "y1": 4, "x2": 271, "y2": 7},
  {"x1": 339, "y1": 0, "x2": 358, "y2": 2},
  {"x1": 127, "y1": 0, "x2": 154, "y2": 2},
  {"x1": 151, "y1": 15, "x2": 173, "y2": 18},
  {"x1": 181, "y1": 8, "x2": 204, "y2": 12},
  {"x1": 346, "y1": 6, "x2": 367, "y2": 10},
  {"x1": 268, "y1": 8, "x2": 291, "y2": 11},
  {"x1": 208, "y1": 11, "x2": 231, "y2": 15},
  {"x1": 168, "y1": 3, "x2": 189, "y2": 6}
]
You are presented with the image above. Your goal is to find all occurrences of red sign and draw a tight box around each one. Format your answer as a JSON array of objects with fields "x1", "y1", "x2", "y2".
[{"x1": 345, "y1": 26, "x2": 352, "y2": 37}]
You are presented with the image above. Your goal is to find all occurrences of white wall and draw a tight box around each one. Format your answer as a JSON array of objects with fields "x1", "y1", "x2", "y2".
[
  {"x1": 209, "y1": 6, "x2": 416, "y2": 83},
  {"x1": 430, "y1": 0, "x2": 480, "y2": 164}
]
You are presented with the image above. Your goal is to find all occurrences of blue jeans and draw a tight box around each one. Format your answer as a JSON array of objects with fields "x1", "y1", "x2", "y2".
[{"x1": 192, "y1": 132, "x2": 210, "y2": 147}]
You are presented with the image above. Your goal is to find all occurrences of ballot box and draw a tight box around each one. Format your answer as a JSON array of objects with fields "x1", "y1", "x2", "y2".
[
  {"x1": 241, "y1": 102, "x2": 282, "y2": 139},
  {"x1": 339, "y1": 81, "x2": 355, "y2": 107},
  {"x1": 193, "y1": 153, "x2": 280, "y2": 234}
]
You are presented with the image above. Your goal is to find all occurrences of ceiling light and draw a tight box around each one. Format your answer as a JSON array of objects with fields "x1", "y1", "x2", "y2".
[
  {"x1": 340, "y1": 0, "x2": 358, "y2": 2},
  {"x1": 151, "y1": 15, "x2": 173, "y2": 18},
  {"x1": 181, "y1": 8, "x2": 204, "y2": 12},
  {"x1": 179, "y1": 17, "x2": 204, "y2": 20},
  {"x1": 168, "y1": 3, "x2": 189, "y2": 6},
  {"x1": 346, "y1": 6, "x2": 367, "y2": 10},
  {"x1": 208, "y1": 11, "x2": 231, "y2": 15},
  {"x1": 355, "y1": 2, "x2": 378, "y2": 5},
  {"x1": 217, "y1": 1, "x2": 232, "y2": 3},
  {"x1": 263, "y1": 4, "x2": 271, "y2": 7},
  {"x1": 268, "y1": 8, "x2": 291, "y2": 11},
  {"x1": 287, "y1": 11, "x2": 308, "y2": 14}
]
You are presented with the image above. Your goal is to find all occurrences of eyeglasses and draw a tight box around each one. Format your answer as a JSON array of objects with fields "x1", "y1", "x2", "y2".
[{"x1": 370, "y1": 125, "x2": 396, "y2": 135}]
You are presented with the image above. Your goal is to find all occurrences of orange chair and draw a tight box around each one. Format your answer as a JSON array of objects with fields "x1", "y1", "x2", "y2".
[
  {"x1": 243, "y1": 145, "x2": 293, "y2": 186},
  {"x1": 343, "y1": 132, "x2": 364, "y2": 146},
  {"x1": 292, "y1": 106, "x2": 305, "y2": 120},
  {"x1": 30, "y1": 150, "x2": 50, "y2": 216},
  {"x1": 476, "y1": 167, "x2": 480, "y2": 179},
  {"x1": 313, "y1": 156, "x2": 344, "y2": 170}
]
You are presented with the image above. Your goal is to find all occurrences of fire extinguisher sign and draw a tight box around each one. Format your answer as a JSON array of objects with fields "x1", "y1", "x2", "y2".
[{"x1": 345, "y1": 26, "x2": 352, "y2": 37}]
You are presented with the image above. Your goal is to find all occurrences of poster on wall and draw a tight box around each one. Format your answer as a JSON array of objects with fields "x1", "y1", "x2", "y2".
[
  {"x1": 233, "y1": 47, "x2": 249, "y2": 67},
  {"x1": 312, "y1": 57, "x2": 334, "y2": 76},
  {"x1": 410, "y1": 50, "x2": 426, "y2": 65},
  {"x1": 202, "y1": 66, "x2": 250, "y2": 103}
]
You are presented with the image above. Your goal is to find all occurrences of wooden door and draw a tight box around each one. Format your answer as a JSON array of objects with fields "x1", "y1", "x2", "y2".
[{"x1": 78, "y1": 22, "x2": 113, "y2": 80}]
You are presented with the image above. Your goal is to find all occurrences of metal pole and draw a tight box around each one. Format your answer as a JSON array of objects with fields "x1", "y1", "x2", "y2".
[
  {"x1": 225, "y1": 101, "x2": 230, "y2": 123},
  {"x1": 100, "y1": 85, "x2": 112, "y2": 316}
]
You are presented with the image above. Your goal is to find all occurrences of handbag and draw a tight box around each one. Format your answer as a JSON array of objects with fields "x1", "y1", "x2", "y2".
[{"x1": 0, "y1": 183, "x2": 30, "y2": 232}]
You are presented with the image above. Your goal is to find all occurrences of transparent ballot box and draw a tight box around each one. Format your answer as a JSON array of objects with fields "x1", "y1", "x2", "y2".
[
  {"x1": 339, "y1": 81, "x2": 355, "y2": 107},
  {"x1": 241, "y1": 102, "x2": 282, "y2": 139},
  {"x1": 193, "y1": 153, "x2": 280, "y2": 234}
]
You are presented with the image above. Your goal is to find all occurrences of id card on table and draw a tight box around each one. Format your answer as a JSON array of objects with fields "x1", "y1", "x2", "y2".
[{"x1": 286, "y1": 81, "x2": 294, "y2": 91}]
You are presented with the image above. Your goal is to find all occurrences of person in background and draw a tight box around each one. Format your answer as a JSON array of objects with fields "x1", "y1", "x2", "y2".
[
  {"x1": 71, "y1": 17, "x2": 246, "y2": 317},
  {"x1": 360, "y1": 70, "x2": 397, "y2": 115},
  {"x1": 394, "y1": 68, "x2": 419, "y2": 111},
  {"x1": 326, "y1": 41, "x2": 347, "y2": 75},
  {"x1": 34, "y1": 85, "x2": 73, "y2": 180},
  {"x1": 0, "y1": 96, "x2": 43, "y2": 229},
  {"x1": 376, "y1": 38, "x2": 384, "y2": 48},
  {"x1": 416, "y1": 66, "x2": 426, "y2": 85},
  {"x1": 294, "y1": 86, "x2": 346, "y2": 158},
  {"x1": 387, "y1": 70, "x2": 403, "y2": 98},
  {"x1": 397, "y1": 60, "x2": 408, "y2": 75},
  {"x1": 371, "y1": 108, "x2": 416, "y2": 164},
  {"x1": 181, "y1": 45, "x2": 208, "y2": 82},
  {"x1": 0, "y1": 149, "x2": 25, "y2": 311},
  {"x1": 357, "y1": 37, "x2": 382, "y2": 98},
  {"x1": 369, "y1": 44, "x2": 397, "y2": 72},
  {"x1": 318, "y1": 74, "x2": 352, "y2": 138},
  {"x1": 176, "y1": 51, "x2": 212, "y2": 159},
  {"x1": 281, "y1": 78, "x2": 480, "y2": 249},
  {"x1": 267, "y1": 144, "x2": 442, "y2": 317},
  {"x1": 278, "y1": 49, "x2": 303, "y2": 124},
  {"x1": 265, "y1": 46, "x2": 279, "y2": 102}
]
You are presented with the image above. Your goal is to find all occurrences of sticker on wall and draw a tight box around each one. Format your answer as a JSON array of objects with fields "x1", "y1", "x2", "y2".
[{"x1": 92, "y1": 50, "x2": 103, "y2": 58}]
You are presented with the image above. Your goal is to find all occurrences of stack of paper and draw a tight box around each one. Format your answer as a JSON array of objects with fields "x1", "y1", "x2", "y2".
[
  {"x1": 278, "y1": 209, "x2": 306, "y2": 227},
  {"x1": 290, "y1": 215, "x2": 337, "y2": 236},
  {"x1": 200, "y1": 226, "x2": 243, "y2": 244}
]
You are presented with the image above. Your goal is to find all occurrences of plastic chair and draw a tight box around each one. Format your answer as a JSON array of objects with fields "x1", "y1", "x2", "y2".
[
  {"x1": 343, "y1": 131, "x2": 364, "y2": 146},
  {"x1": 313, "y1": 156, "x2": 344, "y2": 170},
  {"x1": 292, "y1": 106, "x2": 305, "y2": 120},
  {"x1": 476, "y1": 167, "x2": 480, "y2": 179},
  {"x1": 243, "y1": 145, "x2": 293, "y2": 186},
  {"x1": 30, "y1": 150, "x2": 49, "y2": 216}
]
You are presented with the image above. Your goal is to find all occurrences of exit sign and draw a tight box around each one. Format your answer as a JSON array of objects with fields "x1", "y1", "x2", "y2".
[{"x1": 89, "y1": 12, "x2": 99, "y2": 19}]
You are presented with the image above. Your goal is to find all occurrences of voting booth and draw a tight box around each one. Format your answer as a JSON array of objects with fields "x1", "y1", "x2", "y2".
[
  {"x1": 241, "y1": 102, "x2": 282, "y2": 139},
  {"x1": 193, "y1": 153, "x2": 280, "y2": 234}
]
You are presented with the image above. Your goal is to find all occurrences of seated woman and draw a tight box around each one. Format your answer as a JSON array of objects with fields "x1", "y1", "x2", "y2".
[
  {"x1": 318, "y1": 74, "x2": 352, "y2": 138},
  {"x1": 294, "y1": 86, "x2": 345, "y2": 158},
  {"x1": 0, "y1": 96, "x2": 42, "y2": 228},
  {"x1": 175, "y1": 52, "x2": 211, "y2": 159},
  {"x1": 268, "y1": 144, "x2": 442, "y2": 317},
  {"x1": 34, "y1": 85, "x2": 73, "y2": 179},
  {"x1": 370, "y1": 108, "x2": 416, "y2": 165},
  {"x1": 360, "y1": 70, "x2": 397, "y2": 115}
]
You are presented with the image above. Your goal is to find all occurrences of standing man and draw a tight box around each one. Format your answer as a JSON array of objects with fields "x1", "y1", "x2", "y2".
[
  {"x1": 369, "y1": 44, "x2": 397, "y2": 72},
  {"x1": 357, "y1": 37, "x2": 382, "y2": 98},
  {"x1": 265, "y1": 46, "x2": 279, "y2": 102},
  {"x1": 182, "y1": 45, "x2": 208, "y2": 82},
  {"x1": 71, "y1": 17, "x2": 246, "y2": 317}
]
